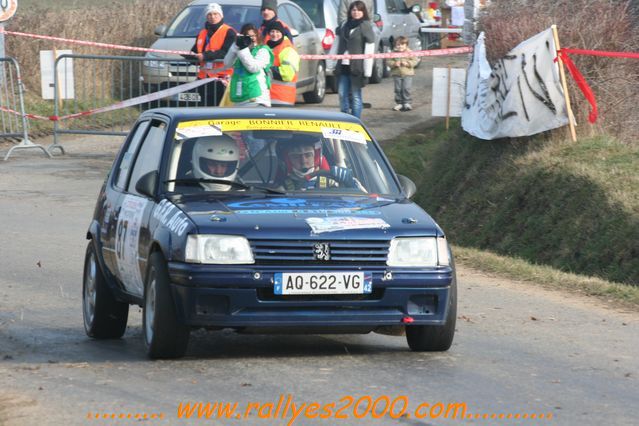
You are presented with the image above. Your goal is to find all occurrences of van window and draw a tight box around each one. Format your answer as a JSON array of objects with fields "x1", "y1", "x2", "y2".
[
  {"x1": 281, "y1": 4, "x2": 313, "y2": 33},
  {"x1": 289, "y1": 0, "x2": 325, "y2": 28}
]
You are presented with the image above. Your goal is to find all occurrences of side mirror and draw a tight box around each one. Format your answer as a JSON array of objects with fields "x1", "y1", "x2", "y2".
[
  {"x1": 411, "y1": 4, "x2": 422, "y2": 14},
  {"x1": 290, "y1": 28, "x2": 300, "y2": 38},
  {"x1": 135, "y1": 171, "x2": 158, "y2": 199},
  {"x1": 154, "y1": 24, "x2": 167, "y2": 37},
  {"x1": 373, "y1": 13, "x2": 382, "y2": 23},
  {"x1": 397, "y1": 174, "x2": 417, "y2": 199}
]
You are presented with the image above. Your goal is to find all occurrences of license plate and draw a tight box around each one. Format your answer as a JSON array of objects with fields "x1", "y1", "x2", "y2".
[
  {"x1": 178, "y1": 92, "x2": 201, "y2": 102},
  {"x1": 274, "y1": 272, "x2": 372, "y2": 295}
]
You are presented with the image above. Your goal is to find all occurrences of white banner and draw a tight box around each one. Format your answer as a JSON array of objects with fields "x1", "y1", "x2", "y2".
[{"x1": 462, "y1": 28, "x2": 569, "y2": 140}]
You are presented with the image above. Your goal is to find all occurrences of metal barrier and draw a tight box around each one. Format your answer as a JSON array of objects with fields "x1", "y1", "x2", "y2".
[
  {"x1": 50, "y1": 54, "x2": 225, "y2": 154},
  {"x1": 1, "y1": 57, "x2": 50, "y2": 161}
]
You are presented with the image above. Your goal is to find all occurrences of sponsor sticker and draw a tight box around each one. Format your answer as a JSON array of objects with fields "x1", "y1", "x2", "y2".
[
  {"x1": 306, "y1": 216, "x2": 390, "y2": 234},
  {"x1": 322, "y1": 128, "x2": 366, "y2": 144}
]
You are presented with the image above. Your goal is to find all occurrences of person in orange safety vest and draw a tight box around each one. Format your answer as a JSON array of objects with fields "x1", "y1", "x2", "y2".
[
  {"x1": 266, "y1": 20, "x2": 299, "y2": 106},
  {"x1": 188, "y1": 3, "x2": 236, "y2": 106},
  {"x1": 259, "y1": 0, "x2": 294, "y2": 44}
]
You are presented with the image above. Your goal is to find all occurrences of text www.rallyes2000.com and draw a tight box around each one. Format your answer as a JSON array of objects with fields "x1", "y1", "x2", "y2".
[{"x1": 87, "y1": 394, "x2": 554, "y2": 425}]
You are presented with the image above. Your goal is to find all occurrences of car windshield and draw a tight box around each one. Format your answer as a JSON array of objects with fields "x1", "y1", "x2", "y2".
[
  {"x1": 166, "y1": 5, "x2": 262, "y2": 37},
  {"x1": 289, "y1": 0, "x2": 325, "y2": 28},
  {"x1": 164, "y1": 118, "x2": 402, "y2": 196}
]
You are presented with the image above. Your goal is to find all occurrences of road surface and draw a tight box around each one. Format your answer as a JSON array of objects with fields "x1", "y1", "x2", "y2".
[{"x1": 1, "y1": 54, "x2": 637, "y2": 426}]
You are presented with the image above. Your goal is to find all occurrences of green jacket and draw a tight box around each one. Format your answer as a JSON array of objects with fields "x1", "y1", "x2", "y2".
[{"x1": 230, "y1": 45, "x2": 274, "y2": 103}]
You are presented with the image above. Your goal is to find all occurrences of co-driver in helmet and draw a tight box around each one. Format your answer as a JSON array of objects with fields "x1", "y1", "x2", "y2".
[{"x1": 191, "y1": 134, "x2": 240, "y2": 191}]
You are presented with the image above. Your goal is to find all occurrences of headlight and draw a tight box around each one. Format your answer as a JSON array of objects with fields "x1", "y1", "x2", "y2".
[
  {"x1": 387, "y1": 237, "x2": 450, "y2": 267},
  {"x1": 143, "y1": 55, "x2": 167, "y2": 69},
  {"x1": 185, "y1": 235, "x2": 254, "y2": 264}
]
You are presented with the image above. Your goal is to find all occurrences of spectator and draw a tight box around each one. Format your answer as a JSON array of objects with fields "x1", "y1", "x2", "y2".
[
  {"x1": 386, "y1": 36, "x2": 418, "y2": 111},
  {"x1": 259, "y1": 0, "x2": 294, "y2": 43},
  {"x1": 335, "y1": 1, "x2": 375, "y2": 118},
  {"x1": 188, "y1": 3, "x2": 236, "y2": 106},
  {"x1": 266, "y1": 21, "x2": 300, "y2": 106},
  {"x1": 338, "y1": 0, "x2": 373, "y2": 26},
  {"x1": 191, "y1": 135, "x2": 240, "y2": 191},
  {"x1": 224, "y1": 23, "x2": 274, "y2": 107}
]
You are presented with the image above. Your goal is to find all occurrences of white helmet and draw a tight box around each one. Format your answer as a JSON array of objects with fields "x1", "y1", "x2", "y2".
[{"x1": 192, "y1": 135, "x2": 239, "y2": 191}]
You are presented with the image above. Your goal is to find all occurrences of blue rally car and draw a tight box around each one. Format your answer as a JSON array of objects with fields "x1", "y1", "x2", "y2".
[{"x1": 82, "y1": 108, "x2": 457, "y2": 358}]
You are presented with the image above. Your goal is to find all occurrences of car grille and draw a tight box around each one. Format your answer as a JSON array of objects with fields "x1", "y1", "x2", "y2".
[
  {"x1": 250, "y1": 239, "x2": 390, "y2": 266},
  {"x1": 168, "y1": 62, "x2": 197, "y2": 77}
]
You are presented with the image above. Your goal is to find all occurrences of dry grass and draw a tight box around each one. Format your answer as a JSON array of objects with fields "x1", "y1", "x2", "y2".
[
  {"x1": 5, "y1": 0, "x2": 190, "y2": 93},
  {"x1": 454, "y1": 245, "x2": 639, "y2": 309},
  {"x1": 478, "y1": 0, "x2": 639, "y2": 145}
]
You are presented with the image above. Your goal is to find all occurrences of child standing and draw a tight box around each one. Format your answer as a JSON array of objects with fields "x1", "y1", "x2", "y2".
[{"x1": 387, "y1": 36, "x2": 418, "y2": 111}]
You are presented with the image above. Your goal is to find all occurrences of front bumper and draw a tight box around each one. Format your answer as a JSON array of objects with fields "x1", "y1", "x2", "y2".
[{"x1": 168, "y1": 263, "x2": 454, "y2": 328}]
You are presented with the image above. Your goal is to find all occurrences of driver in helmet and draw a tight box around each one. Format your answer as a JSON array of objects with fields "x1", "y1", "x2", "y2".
[
  {"x1": 192, "y1": 134, "x2": 240, "y2": 191},
  {"x1": 279, "y1": 139, "x2": 356, "y2": 191}
]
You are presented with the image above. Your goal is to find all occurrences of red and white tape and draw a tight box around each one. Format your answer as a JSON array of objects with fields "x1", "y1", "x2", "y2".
[
  {"x1": 300, "y1": 46, "x2": 472, "y2": 60},
  {"x1": 0, "y1": 78, "x2": 222, "y2": 121},
  {"x1": 0, "y1": 27, "x2": 472, "y2": 59},
  {"x1": 0, "y1": 28, "x2": 194, "y2": 56}
]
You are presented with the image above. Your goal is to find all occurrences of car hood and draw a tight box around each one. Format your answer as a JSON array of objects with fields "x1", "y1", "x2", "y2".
[
  {"x1": 148, "y1": 37, "x2": 195, "y2": 59},
  {"x1": 171, "y1": 194, "x2": 443, "y2": 239}
]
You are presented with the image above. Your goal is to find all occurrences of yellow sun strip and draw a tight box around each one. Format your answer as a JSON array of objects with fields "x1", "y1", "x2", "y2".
[{"x1": 176, "y1": 119, "x2": 371, "y2": 141}]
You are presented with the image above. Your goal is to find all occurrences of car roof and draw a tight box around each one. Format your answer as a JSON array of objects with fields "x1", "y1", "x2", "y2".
[{"x1": 141, "y1": 107, "x2": 365, "y2": 125}]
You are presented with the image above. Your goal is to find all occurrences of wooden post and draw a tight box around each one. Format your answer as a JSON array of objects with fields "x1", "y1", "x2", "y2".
[
  {"x1": 551, "y1": 24, "x2": 577, "y2": 142},
  {"x1": 445, "y1": 65, "x2": 451, "y2": 130}
]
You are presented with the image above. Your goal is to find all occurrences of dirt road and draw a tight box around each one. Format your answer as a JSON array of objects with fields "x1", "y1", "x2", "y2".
[{"x1": 1, "y1": 54, "x2": 637, "y2": 425}]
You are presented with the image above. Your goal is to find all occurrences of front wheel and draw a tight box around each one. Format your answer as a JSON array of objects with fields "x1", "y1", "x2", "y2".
[
  {"x1": 382, "y1": 44, "x2": 392, "y2": 78},
  {"x1": 143, "y1": 251, "x2": 190, "y2": 359},
  {"x1": 303, "y1": 62, "x2": 326, "y2": 104},
  {"x1": 369, "y1": 47, "x2": 384, "y2": 84},
  {"x1": 405, "y1": 268, "x2": 457, "y2": 351},
  {"x1": 83, "y1": 241, "x2": 128, "y2": 339}
]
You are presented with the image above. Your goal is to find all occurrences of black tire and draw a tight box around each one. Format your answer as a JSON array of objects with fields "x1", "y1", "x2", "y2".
[
  {"x1": 405, "y1": 265, "x2": 457, "y2": 352},
  {"x1": 326, "y1": 75, "x2": 338, "y2": 94},
  {"x1": 381, "y1": 44, "x2": 392, "y2": 78},
  {"x1": 369, "y1": 48, "x2": 384, "y2": 84},
  {"x1": 143, "y1": 251, "x2": 190, "y2": 359},
  {"x1": 83, "y1": 241, "x2": 128, "y2": 339},
  {"x1": 413, "y1": 37, "x2": 423, "y2": 69},
  {"x1": 303, "y1": 61, "x2": 326, "y2": 104}
]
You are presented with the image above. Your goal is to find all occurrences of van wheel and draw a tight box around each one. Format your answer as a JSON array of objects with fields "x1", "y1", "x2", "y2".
[
  {"x1": 327, "y1": 76, "x2": 338, "y2": 94},
  {"x1": 405, "y1": 272, "x2": 457, "y2": 351},
  {"x1": 143, "y1": 251, "x2": 190, "y2": 359},
  {"x1": 83, "y1": 242, "x2": 128, "y2": 339},
  {"x1": 303, "y1": 62, "x2": 326, "y2": 103},
  {"x1": 369, "y1": 48, "x2": 384, "y2": 84},
  {"x1": 382, "y1": 45, "x2": 392, "y2": 78}
]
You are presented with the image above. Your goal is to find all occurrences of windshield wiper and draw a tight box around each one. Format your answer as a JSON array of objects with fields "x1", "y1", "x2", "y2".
[
  {"x1": 164, "y1": 178, "x2": 250, "y2": 190},
  {"x1": 249, "y1": 185, "x2": 285, "y2": 194}
]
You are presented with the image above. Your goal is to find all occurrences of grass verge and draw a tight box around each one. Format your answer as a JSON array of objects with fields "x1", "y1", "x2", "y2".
[
  {"x1": 383, "y1": 119, "x2": 638, "y2": 306},
  {"x1": 453, "y1": 245, "x2": 639, "y2": 310}
]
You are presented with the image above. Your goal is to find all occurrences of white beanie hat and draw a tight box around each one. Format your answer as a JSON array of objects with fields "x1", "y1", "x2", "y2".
[{"x1": 205, "y1": 3, "x2": 223, "y2": 18}]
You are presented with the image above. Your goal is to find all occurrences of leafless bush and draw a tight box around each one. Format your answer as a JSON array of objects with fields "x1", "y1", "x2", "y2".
[
  {"x1": 5, "y1": 0, "x2": 189, "y2": 94},
  {"x1": 478, "y1": 0, "x2": 639, "y2": 144}
]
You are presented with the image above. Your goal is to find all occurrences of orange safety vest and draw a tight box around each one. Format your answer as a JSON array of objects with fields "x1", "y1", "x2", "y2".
[
  {"x1": 270, "y1": 38, "x2": 298, "y2": 106},
  {"x1": 196, "y1": 24, "x2": 233, "y2": 79}
]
